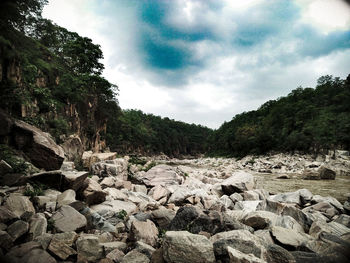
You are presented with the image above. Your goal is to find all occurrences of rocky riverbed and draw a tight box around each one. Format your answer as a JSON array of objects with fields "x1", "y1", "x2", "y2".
[{"x1": 0, "y1": 151, "x2": 350, "y2": 263}]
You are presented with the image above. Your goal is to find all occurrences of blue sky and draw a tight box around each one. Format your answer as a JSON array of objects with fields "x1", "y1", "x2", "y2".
[{"x1": 43, "y1": 0, "x2": 350, "y2": 128}]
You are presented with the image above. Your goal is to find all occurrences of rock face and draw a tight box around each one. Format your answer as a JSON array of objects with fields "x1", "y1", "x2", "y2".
[
  {"x1": 137, "y1": 165, "x2": 184, "y2": 187},
  {"x1": 220, "y1": 171, "x2": 256, "y2": 194},
  {"x1": 13, "y1": 120, "x2": 65, "y2": 170},
  {"x1": 61, "y1": 135, "x2": 84, "y2": 163},
  {"x1": 163, "y1": 231, "x2": 216, "y2": 263}
]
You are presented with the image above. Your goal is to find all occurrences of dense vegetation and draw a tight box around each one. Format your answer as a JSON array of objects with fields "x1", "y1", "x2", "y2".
[
  {"x1": 208, "y1": 75, "x2": 350, "y2": 157},
  {"x1": 107, "y1": 109, "x2": 212, "y2": 156}
]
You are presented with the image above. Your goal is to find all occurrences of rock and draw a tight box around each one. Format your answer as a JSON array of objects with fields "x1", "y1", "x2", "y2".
[
  {"x1": 134, "y1": 184, "x2": 148, "y2": 194},
  {"x1": 303, "y1": 202, "x2": 339, "y2": 219},
  {"x1": 76, "y1": 235, "x2": 104, "y2": 262},
  {"x1": 82, "y1": 178, "x2": 107, "y2": 205},
  {"x1": 51, "y1": 231, "x2": 77, "y2": 246},
  {"x1": 12, "y1": 119, "x2": 65, "y2": 170},
  {"x1": 319, "y1": 167, "x2": 336, "y2": 180},
  {"x1": 254, "y1": 230, "x2": 274, "y2": 245},
  {"x1": 137, "y1": 165, "x2": 184, "y2": 187},
  {"x1": 0, "y1": 160, "x2": 12, "y2": 174},
  {"x1": 220, "y1": 171, "x2": 256, "y2": 194},
  {"x1": 4, "y1": 194, "x2": 35, "y2": 218},
  {"x1": 243, "y1": 211, "x2": 278, "y2": 230},
  {"x1": 60, "y1": 161, "x2": 75, "y2": 171},
  {"x1": 102, "y1": 241, "x2": 127, "y2": 254},
  {"x1": 130, "y1": 219, "x2": 159, "y2": 247},
  {"x1": 100, "y1": 177, "x2": 117, "y2": 188},
  {"x1": 235, "y1": 200, "x2": 265, "y2": 212},
  {"x1": 274, "y1": 215, "x2": 305, "y2": 233},
  {"x1": 311, "y1": 195, "x2": 343, "y2": 211},
  {"x1": 25, "y1": 170, "x2": 63, "y2": 190},
  {"x1": 227, "y1": 246, "x2": 265, "y2": 263},
  {"x1": 290, "y1": 251, "x2": 332, "y2": 263},
  {"x1": 163, "y1": 231, "x2": 215, "y2": 263},
  {"x1": 104, "y1": 187, "x2": 128, "y2": 200},
  {"x1": 18, "y1": 248, "x2": 57, "y2": 263},
  {"x1": 0, "y1": 230, "x2": 14, "y2": 250},
  {"x1": 33, "y1": 196, "x2": 52, "y2": 209},
  {"x1": 134, "y1": 241, "x2": 156, "y2": 259},
  {"x1": 56, "y1": 189, "x2": 76, "y2": 208},
  {"x1": 121, "y1": 250, "x2": 150, "y2": 263},
  {"x1": 151, "y1": 207, "x2": 176, "y2": 230},
  {"x1": 280, "y1": 205, "x2": 312, "y2": 233},
  {"x1": 276, "y1": 175, "x2": 290, "y2": 179},
  {"x1": 52, "y1": 205, "x2": 87, "y2": 232},
  {"x1": 91, "y1": 158, "x2": 128, "y2": 180},
  {"x1": 265, "y1": 244, "x2": 296, "y2": 263},
  {"x1": 106, "y1": 248, "x2": 125, "y2": 262},
  {"x1": 91, "y1": 200, "x2": 137, "y2": 216},
  {"x1": 48, "y1": 235, "x2": 77, "y2": 260},
  {"x1": 3, "y1": 241, "x2": 56, "y2": 262},
  {"x1": 270, "y1": 226, "x2": 310, "y2": 249},
  {"x1": 309, "y1": 220, "x2": 350, "y2": 238},
  {"x1": 150, "y1": 185, "x2": 169, "y2": 201},
  {"x1": 7, "y1": 220, "x2": 29, "y2": 241},
  {"x1": 61, "y1": 171, "x2": 89, "y2": 191},
  {"x1": 335, "y1": 214, "x2": 350, "y2": 228},
  {"x1": 0, "y1": 206, "x2": 18, "y2": 223},
  {"x1": 272, "y1": 191, "x2": 301, "y2": 205},
  {"x1": 167, "y1": 187, "x2": 192, "y2": 205},
  {"x1": 60, "y1": 135, "x2": 84, "y2": 163},
  {"x1": 210, "y1": 230, "x2": 266, "y2": 260},
  {"x1": 34, "y1": 233, "x2": 53, "y2": 250},
  {"x1": 79, "y1": 207, "x2": 116, "y2": 232},
  {"x1": 230, "y1": 193, "x2": 243, "y2": 202},
  {"x1": 82, "y1": 151, "x2": 117, "y2": 169}
]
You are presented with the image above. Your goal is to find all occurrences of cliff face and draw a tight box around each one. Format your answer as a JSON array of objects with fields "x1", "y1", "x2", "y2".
[{"x1": 0, "y1": 39, "x2": 107, "y2": 154}]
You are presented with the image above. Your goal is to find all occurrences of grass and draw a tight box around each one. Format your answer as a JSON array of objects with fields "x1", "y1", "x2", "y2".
[
  {"x1": 116, "y1": 209, "x2": 127, "y2": 220},
  {"x1": 24, "y1": 183, "x2": 45, "y2": 198}
]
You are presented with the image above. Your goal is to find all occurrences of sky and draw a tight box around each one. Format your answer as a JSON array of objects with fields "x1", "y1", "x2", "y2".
[{"x1": 43, "y1": 0, "x2": 350, "y2": 129}]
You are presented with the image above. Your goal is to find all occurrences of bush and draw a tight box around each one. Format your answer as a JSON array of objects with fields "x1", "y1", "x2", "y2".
[{"x1": 0, "y1": 144, "x2": 28, "y2": 174}]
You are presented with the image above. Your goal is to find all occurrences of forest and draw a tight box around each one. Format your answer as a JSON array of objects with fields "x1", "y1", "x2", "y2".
[{"x1": 1, "y1": 0, "x2": 349, "y2": 158}]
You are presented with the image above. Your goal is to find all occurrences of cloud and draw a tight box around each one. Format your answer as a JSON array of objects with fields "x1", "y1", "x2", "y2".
[{"x1": 43, "y1": 0, "x2": 350, "y2": 128}]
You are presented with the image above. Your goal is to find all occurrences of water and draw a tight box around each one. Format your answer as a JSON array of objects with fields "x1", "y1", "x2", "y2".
[{"x1": 254, "y1": 173, "x2": 350, "y2": 203}]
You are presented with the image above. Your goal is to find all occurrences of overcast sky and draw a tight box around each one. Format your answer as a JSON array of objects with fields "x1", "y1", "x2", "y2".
[{"x1": 43, "y1": 0, "x2": 350, "y2": 129}]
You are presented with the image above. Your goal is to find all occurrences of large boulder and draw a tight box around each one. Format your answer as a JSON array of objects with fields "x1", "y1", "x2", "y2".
[
  {"x1": 60, "y1": 135, "x2": 84, "y2": 163},
  {"x1": 220, "y1": 171, "x2": 256, "y2": 194},
  {"x1": 12, "y1": 119, "x2": 65, "y2": 170},
  {"x1": 91, "y1": 158, "x2": 128, "y2": 180},
  {"x1": 130, "y1": 219, "x2": 159, "y2": 247},
  {"x1": 4, "y1": 193, "x2": 35, "y2": 218},
  {"x1": 61, "y1": 171, "x2": 89, "y2": 191},
  {"x1": 82, "y1": 178, "x2": 107, "y2": 205},
  {"x1": 136, "y1": 165, "x2": 184, "y2": 187},
  {"x1": 303, "y1": 167, "x2": 336, "y2": 180},
  {"x1": 163, "y1": 231, "x2": 216, "y2": 263},
  {"x1": 51, "y1": 205, "x2": 87, "y2": 232},
  {"x1": 76, "y1": 235, "x2": 104, "y2": 262},
  {"x1": 270, "y1": 226, "x2": 310, "y2": 249},
  {"x1": 82, "y1": 151, "x2": 117, "y2": 170}
]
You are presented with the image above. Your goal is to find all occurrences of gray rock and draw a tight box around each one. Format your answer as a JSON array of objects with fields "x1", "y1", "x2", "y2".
[
  {"x1": 48, "y1": 235, "x2": 76, "y2": 260},
  {"x1": 136, "y1": 165, "x2": 184, "y2": 187},
  {"x1": 28, "y1": 213, "x2": 47, "y2": 240},
  {"x1": 61, "y1": 171, "x2": 89, "y2": 191},
  {"x1": 243, "y1": 211, "x2": 278, "y2": 230},
  {"x1": 274, "y1": 215, "x2": 305, "y2": 233},
  {"x1": 265, "y1": 244, "x2": 296, "y2": 263},
  {"x1": 34, "y1": 233, "x2": 52, "y2": 250},
  {"x1": 76, "y1": 235, "x2": 104, "y2": 262},
  {"x1": 335, "y1": 214, "x2": 350, "y2": 228},
  {"x1": 52, "y1": 205, "x2": 87, "y2": 232},
  {"x1": 91, "y1": 158, "x2": 128, "y2": 180},
  {"x1": 303, "y1": 202, "x2": 339, "y2": 219},
  {"x1": 319, "y1": 167, "x2": 336, "y2": 180},
  {"x1": 220, "y1": 171, "x2": 256, "y2": 194},
  {"x1": 0, "y1": 206, "x2": 18, "y2": 223},
  {"x1": 134, "y1": 241, "x2": 156, "y2": 259},
  {"x1": 4, "y1": 194, "x2": 35, "y2": 218},
  {"x1": 60, "y1": 135, "x2": 84, "y2": 163},
  {"x1": 163, "y1": 231, "x2": 215, "y2": 263},
  {"x1": 309, "y1": 219, "x2": 350, "y2": 238},
  {"x1": 130, "y1": 219, "x2": 158, "y2": 247},
  {"x1": 102, "y1": 241, "x2": 127, "y2": 254},
  {"x1": 0, "y1": 230, "x2": 14, "y2": 250},
  {"x1": 7, "y1": 220, "x2": 29, "y2": 241},
  {"x1": 270, "y1": 226, "x2": 310, "y2": 249},
  {"x1": 91, "y1": 200, "x2": 137, "y2": 215},
  {"x1": 56, "y1": 189, "x2": 76, "y2": 208},
  {"x1": 106, "y1": 248, "x2": 125, "y2": 262},
  {"x1": 151, "y1": 207, "x2": 176, "y2": 229},
  {"x1": 133, "y1": 185, "x2": 148, "y2": 194},
  {"x1": 121, "y1": 250, "x2": 150, "y2": 263},
  {"x1": 149, "y1": 185, "x2": 169, "y2": 201},
  {"x1": 272, "y1": 191, "x2": 301, "y2": 205},
  {"x1": 227, "y1": 246, "x2": 265, "y2": 263},
  {"x1": 82, "y1": 178, "x2": 107, "y2": 206}
]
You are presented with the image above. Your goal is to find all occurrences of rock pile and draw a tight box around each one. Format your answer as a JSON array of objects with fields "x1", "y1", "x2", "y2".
[{"x1": 0, "y1": 155, "x2": 349, "y2": 263}]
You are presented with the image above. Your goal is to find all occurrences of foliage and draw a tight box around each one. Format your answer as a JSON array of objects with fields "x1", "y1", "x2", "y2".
[
  {"x1": 129, "y1": 157, "x2": 147, "y2": 166},
  {"x1": 117, "y1": 209, "x2": 128, "y2": 220},
  {"x1": 143, "y1": 161, "x2": 157, "y2": 172},
  {"x1": 0, "y1": 144, "x2": 28, "y2": 174},
  {"x1": 208, "y1": 74, "x2": 350, "y2": 157},
  {"x1": 47, "y1": 218, "x2": 55, "y2": 232},
  {"x1": 23, "y1": 182, "x2": 45, "y2": 198}
]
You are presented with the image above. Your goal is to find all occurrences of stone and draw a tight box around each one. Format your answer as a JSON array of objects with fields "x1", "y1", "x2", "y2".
[
  {"x1": 136, "y1": 165, "x2": 184, "y2": 187},
  {"x1": 43, "y1": 189, "x2": 61, "y2": 200},
  {"x1": 210, "y1": 230, "x2": 266, "y2": 260},
  {"x1": 82, "y1": 178, "x2": 107, "y2": 205},
  {"x1": 82, "y1": 151, "x2": 117, "y2": 169},
  {"x1": 274, "y1": 215, "x2": 304, "y2": 233},
  {"x1": 100, "y1": 177, "x2": 117, "y2": 188},
  {"x1": 104, "y1": 187, "x2": 128, "y2": 200},
  {"x1": 220, "y1": 171, "x2": 256, "y2": 194},
  {"x1": 121, "y1": 250, "x2": 150, "y2": 263},
  {"x1": 270, "y1": 226, "x2": 310, "y2": 249},
  {"x1": 150, "y1": 185, "x2": 169, "y2": 201},
  {"x1": 34, "y1": 233, "x2": 53, "y2": 250},
  {"x1": 91, "y1": 158, "x2": 128, "y2": 180},
  {"x1": 48, "y1": 235, "x2": 77, "y2": 260},
  {"x1": 319, "y1": 167, "x2": 336, "y2": 180},
  {"x1": 91, "y1": 200, "x2": 137, "y2": 215},
  {"x1": 25, "y1": 170, "x2": 63, "y2": 190},
  {"x1": 4, "y1": 193, "x2": 35, "y2": 218},
  {"x1": 7, "y1": 220, "x2": 29, "y2": 241},
  {"x1": 303, "y1": 202, "x2": 338, "y2": 219},
  {"x1": 61, "y1": 135, "x2": 84, "y2": 163},
  {"x1": 309, "y1": 219, "x2": 350, "y2": 238},
  {"x1": 234, "y1": 200, "x2": 265, "y2": 212},
  {"x1": 102, "y1": 241, "x2": 127, "y2": 254},
  {"x1": 265, "y1": 244, "x2": 296, "y2": 263},
  {"x1": 76, "y1": 235, "x2": 104, "y2": 262},
  {"x1": 311, "y1": 195, "x2": 343, "y2": 211},
  {"x1": 33, "y1": 196, "x2": 52, "y2": 209},
  {"x1": 12, "y1": 119, "x2": 65, "y2": 170},
  {"x1": 272, "y1": 191, "x2": 301, "y2": 205},
  {"x1": 20, "y1": 248, "x2": 57, "y2": 263},
  {"x1": 61, "y1": 171, "x2": 89, "y2": 191},
  {"x1": 230, "y1": 193, "x2": 243, "y2": 202},
  {"x1": 0, "y1": 160, "x2": 12, "y2": 174},
  {"x1": 243, "y1": 190, "x2": 260, "y2": 201},
  {"x1": 243, "y1": 211, "x2": 278, "y2": 230},
  {"x1": 134, "y1": 241, "x2": 156, "y2": 258},
  {"x1": 56, "y1": 189, "x2": 76, "y2": 208},
  {"x1": 106, "y1": 248, "x2": 125, "y2": 262},
  {"x1": 254, "y1": 230, "x2": 274, "y2": 245},
  {"x1": 52, "y1": 231, "x2": 77, "y2": 246},
  {"x1": 134, "y1": 184, "x2": 148, "y2": 194},
  {"x1": 60, "y1": 161, "x2": 75, "y2": 171},
  {"x1": 0, "y1": 230, "x2": 14, "y2": 250},
  {"x1": 151, "y1": 207, "x2": 176, "y2": 229},
  {"x1": 163, "y1": 231, "x2": 215, "y2": 263},
  {"x1": 0, "y1": 206, "x2": 18, "y2": 223},
  {"x1": 167, "y1": 187, "x2": 192, "y2": 205},
  {"x1": 79, "y1": 207, "x2": 116, "y2": 232},
  {"x1": 28, "y1": 213, "x2": 47, "y2": 240},
  {"x1": 130, "y1": 219, "x2": 159, "y2": 247},
  {"x1": 52, "y1": 205, "x2": 87, "y2": 232},
  {"x1": 335, "y1": 214, "x2": 350, "y2": 228},
  {"x1": 227, "y1": 246, "x2": 265, "y2": 263}
]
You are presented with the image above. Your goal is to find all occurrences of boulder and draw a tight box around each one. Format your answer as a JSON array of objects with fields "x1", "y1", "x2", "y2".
[
  {"x1": 335, "y1": 214, "x2": 350, "y2": 228},
  {"x1": 82, "y1": 151, "x2": 117, "y2": 169},
  {"x1": 220, "y1": 171, "x2": 256, "y2": 194},
  {"x1": 309, "y1": 220, "x2": 350, "y2": 238},
  {"x1": 163, "y1": 231, "x2": 216, "y2": 263},
  {"x1": 56, "y1": 189, "x2": 76, "y2": 208},
  {"x1": 7, "y1": 220, "x2": 29, "y2": 241},
  {"x1": 130, "y1": 219, "x2": 159, "y2": 247},
  {"x1": 227, "y1": 246, "x2": 265, "y2": 263},
  {"x1": 60, "y1": 135, "x2": 84, "y2": 163},
  {"x1": 134, "y1": 241, "x2": 156, "y2": 259},
  {"x1": 0, "y1": 230, "x2": 13, "y2": 251},
  {"x1": 13, "y1": 119, "x2": 65, "y2": 170},
  {"x1": 52, "y1": 205, "x2": 87, "y2": 232},
  {"x1": 270, "y1": 226, "x2": 310, "y2": 249},
  {"x1": 61, "y1": 171, "x2": 89, "y2": 191},
  {"x1": 25, "y1": 170, "x2": 63, "y2": 190},
  {"x1": 102, "y1": 241, "x2": 127, "y2": 254},
  {"x1": 243, "y1": 211, "x2": 278, "y2": 230},
  {"x1": 106, "y1": 248, "x2": 125, "y2": 262},
  {"x1": 150, "y1": 185, "x2": 169, "y2": 202},
  {"x1": 151, "y1": 207, "x2": 176, "y2": 229},
  {"x1": 4, "y1": 193, "x2": 35, "y2": 218},
  {"x1": 28, "y1": 213, "x2": 47, "y2": 240},
  {"x1": 91, "y1": 200, "x2": 137, "y2": 216},
  {"x1": 82, "y1": 178, "x2": 107, "y2": 205},
  {"x1": 136, "y1": 165, "x2": 184, "y2": 187},
  {"x1": 303, "y1": 167, "x2": 336, "y2": 180},
  {"x1": 48, "y1": 235, "x2": 77, "y2": 260},
  {"x1": 272, "y1": 191, "x2": 301, "y2": 205},
  {"x1": 210, "y1": 230, "x2": 266, "y2": 260},
  {"x1": 265, "y1": 244, "x2": 296, "y2": 263},
  {"x1": 121, "y1": 250, "x2": 150, "y2": 263},
  {"x1": 0, "y1": 206, "x2": 18, "y2": 223},
  {"x1": 91, "y1": 158, "x2": 128, "y2": 180},
  {"x1": 133, "y1": 184, "x2": 148, "y2": 194},
  {"x1": 76, "y1": 235, "x2": 104, "y2": 262}
]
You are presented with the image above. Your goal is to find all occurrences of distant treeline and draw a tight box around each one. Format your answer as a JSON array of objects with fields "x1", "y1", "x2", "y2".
[
  {"x1": 208, "y1": 74, "x2": 350, "y2": 157},
  {"x1": 106, "y1": 110, "x2": 213, "y2": 157}
]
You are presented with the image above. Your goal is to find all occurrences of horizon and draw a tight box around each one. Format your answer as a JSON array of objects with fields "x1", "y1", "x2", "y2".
[{"x1": 43, "y1": 0, "x2": 350, "y2": 129}]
